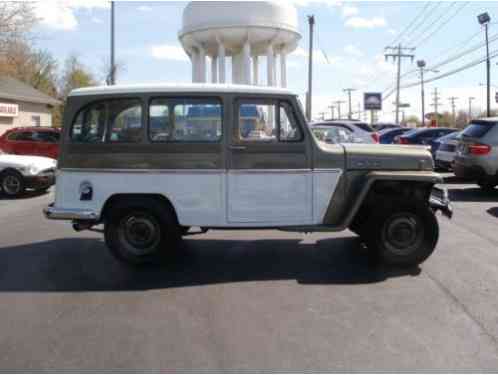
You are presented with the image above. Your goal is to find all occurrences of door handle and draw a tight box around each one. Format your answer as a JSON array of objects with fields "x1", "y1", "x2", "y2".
[{"x1": 229, "y1": 145, "x2": 247, "y2": 151}]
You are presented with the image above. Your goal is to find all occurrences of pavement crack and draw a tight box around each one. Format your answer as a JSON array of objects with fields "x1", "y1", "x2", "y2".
[{"x1": 424, "y1": 269, "x2": 498, "y2": 352}]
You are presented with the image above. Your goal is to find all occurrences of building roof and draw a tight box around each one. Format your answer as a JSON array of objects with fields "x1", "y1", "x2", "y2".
[
  {"x1": 0, "y1": 76, "x2": 60, "y2": 106},
  {"x1": 69, "y1": 83, "x2": 295, "y2": 97}
]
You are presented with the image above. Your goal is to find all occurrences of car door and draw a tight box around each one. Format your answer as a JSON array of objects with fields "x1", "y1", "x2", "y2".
[
  {"x1": 33, "y1": 131, "x2": 59, "y2": 159},
  {"x1": 227, "y1": 97, "x2": 313, "y2": 225},
  {"x1": 9, "y1": 131, "x2": 36, "y2": 156}
]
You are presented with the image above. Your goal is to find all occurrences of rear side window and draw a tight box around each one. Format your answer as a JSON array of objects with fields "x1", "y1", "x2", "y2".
[
  {"x1": 71, "y1": 102, "x2": 107, "y2": 143},
  {"x1": 461, "y1": 121, "x2": 497, "y2": 138},
  {"x1": 7, "y1": 131, "x2": 33, "y2": 141},
  {"x1": 149, "y1": 98, "x2": 222, "y2": 142},
  {"x1": 70, "y1": 99, "x2": 144, "y2": 143},
  {"x1": 34, "y1": 131, "x2": 60, "y2": 143}
]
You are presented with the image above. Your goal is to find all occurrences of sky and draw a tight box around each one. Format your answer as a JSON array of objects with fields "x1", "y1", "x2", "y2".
[{"x1": 32, "y1": 0, "x2": 498, "y2": 122}]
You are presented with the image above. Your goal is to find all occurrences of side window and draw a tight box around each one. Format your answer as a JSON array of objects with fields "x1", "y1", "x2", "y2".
[
  {"x1": 7, "y1": 131, "x2": 20, "y2": 141},
  {"x1": 70, "y1": 102, "x2": 106, "y2": 143},
  {"x1": 149, "y1": 98, "x2": 222, "y2": 142},
  {"x1": 238, "y1": 102, "x2": 277, "y2": 142},
  {"x1": 279, "y1": 102, "x2": 302, "y2": 141},
  {"x1": 34, "y1": 131, "x2": 59, "y2": 143},
  {"x1": 237, "y1": 100, "x2": 303, "y2": 142},
  {"x1": 14, "y1": 131, "x2": 34, "y2": 141},
  {"x1": 108, "y1": 99, "x2": 143, "y2": 143}
]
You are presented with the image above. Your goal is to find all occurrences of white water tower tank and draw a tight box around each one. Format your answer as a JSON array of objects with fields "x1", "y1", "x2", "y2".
[{"x1": 178, "y1": 1, "x2": 301, "y2": 87}]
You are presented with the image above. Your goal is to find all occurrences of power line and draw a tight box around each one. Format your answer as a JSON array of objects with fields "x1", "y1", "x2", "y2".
[
  {"x1": 414, "y1": 2, "x2": 470, "y2": 49},
  {"x1": 402, "y1": 2, "x2": 450, "y2": 46},
  {"x1": 389, "y1": 2, "x2": 431, "y2": 45}
]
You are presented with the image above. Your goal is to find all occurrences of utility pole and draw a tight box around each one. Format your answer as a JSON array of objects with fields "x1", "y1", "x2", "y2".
[
  {"x1": 357, "y1": 102, "x2": 361, "y2": 120},
  {"x1": 328, "y1": 104, "x2": 335, "y2": 120},
  {"x1": 305, "y1": 15, "x2": 315, "y2": 121},
  {"x1": 385, "y1": 44, "x2": 415, "y2": 124},
  {"x1": 448, "y1": 96, "x2": 458, "y2": 127},
  {"x1": 109, "y1": 1, "x2": 116, "y2": 85},
  {"x1": 431, "y1": 88, "x2": 442, "y2": 126},
  {"x1": 343, "y1": 88, "x2": 356, "y2": 119},
  {"x1": 334, "y1": 100, "x2": 345, "y2": 119},
  {"x1": 468, "y1": 96, "x2": 475, "y2": 122},
  {"x1": 318, "y1": 111, "x2": 326, "y2": 121}
]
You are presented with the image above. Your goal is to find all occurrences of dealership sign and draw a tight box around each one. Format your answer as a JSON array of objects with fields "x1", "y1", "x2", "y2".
[
  {"x1": 0, "y1": 103, "x2": 18, "y2": 117},
  {"x1": 364, "y1": 92, "x2": 382, "y2": 111}
]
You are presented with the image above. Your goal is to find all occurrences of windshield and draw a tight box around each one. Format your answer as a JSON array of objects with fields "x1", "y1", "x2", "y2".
[
  {"x1": 311, "y1": 126, "x2": 372, "y2": 144},
  {"x1": 461, "y1": 121, "x2": 497, "y2": 139}
]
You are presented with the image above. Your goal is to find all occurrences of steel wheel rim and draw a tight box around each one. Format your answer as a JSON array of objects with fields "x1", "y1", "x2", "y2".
[
  {"x1": 118, "y1": 213, "x2": 161, "y2": 256},
  {"x1": 381, "y1": 213, "x2": 424, "y2": 256},
  {"x1": 2, "y1": 175, "x2": 21, "y2": 195}
]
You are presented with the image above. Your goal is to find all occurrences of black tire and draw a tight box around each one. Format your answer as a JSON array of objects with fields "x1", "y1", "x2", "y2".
[
  {"x1": 362, "y1": 200, "x2": 439, "y2": 267},
  {"x1": 0, "y1": 170, "x2": 25, "y2": 198},
  {"x1": 104, "y1": 198, "x2": 181, "y2": 266},
  {"x1": 477, "y1": 179, "x2": 496, "y2": 192}
]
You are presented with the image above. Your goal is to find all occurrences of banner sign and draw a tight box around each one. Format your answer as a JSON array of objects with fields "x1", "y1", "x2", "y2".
[
  {"x1": 364, "y1": 92, "x2": 382, "y2": 111},
  {"x1": 0, "y1": 103, "x2": 18, "y2": 117}
]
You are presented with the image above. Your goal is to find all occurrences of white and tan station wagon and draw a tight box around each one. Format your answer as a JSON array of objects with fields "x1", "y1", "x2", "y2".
[{"x1": 44, "y1": 84, "x2": 452, "y2": 267}]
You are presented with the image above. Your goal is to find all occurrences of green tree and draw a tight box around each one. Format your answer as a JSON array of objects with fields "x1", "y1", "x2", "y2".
[{"x1": 59, "y1": 55, "x2": 97, "y2": 101}]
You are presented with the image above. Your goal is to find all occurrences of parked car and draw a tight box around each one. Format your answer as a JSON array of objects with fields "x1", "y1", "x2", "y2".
[
  {"x1": 0, "y1": 127, "x2": 61, "y2": 159},
  {"x1": 454, "y1": 118, "x2": 498, "y2": 191},
  {"x1": 434, "y1": 132, "x2": 461, "y2": 171},
  {"x1": 379, "y1": 127, "x2": 411, "y2": 144},
  {"x1": 396, "y1": 128, "x2": 457, "y2": 156},
  {"x1": 373, "y1": 123, "x2": 400, "y2": 132},
  {"x1": 311, "y1": 120, "x2": 378, "y2": 143},
  {"x1": 0, "y1": 149, "x2": 56, "y2": 197},
  {"x1": 311, "y1": 122, "x2": 376, "y2": 144},
  {"x1": 44, "y1": 83, "x2": 451, "y2": 268}
]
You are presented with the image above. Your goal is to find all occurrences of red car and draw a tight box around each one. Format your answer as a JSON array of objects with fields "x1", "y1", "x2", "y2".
[{"x1": 0, "y1": 127, "x2": 60, "y2": 159}]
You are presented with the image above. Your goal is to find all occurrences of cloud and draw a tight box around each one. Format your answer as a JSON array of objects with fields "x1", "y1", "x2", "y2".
[
  {"x1": 150, "y1": 44, "x2": 189, "y2": 61},
  {"x1": 342, "y1": 5, "x2": 358, "y2": 17},
  {"x1": 345, "y1": 16, "x2": 386, "y2": 29},
  {"x1": 35, "y1": 0, "x2": 109, "y2": 31},
  {"x1": 91, "y1": 17, "x2": 103, "y2": 24},
  {"x1": 287, "y1": 0, "x2": 342, "y2": 6},
  {"x1": 344, "y1": 44, "x2": 363, "y2": 57},
  {"x1": 137, "y1": 5, "x2": 153, "y2": 12},
  {"x1": 388, "y1": 28, "x2": 397, "y2": 35}
]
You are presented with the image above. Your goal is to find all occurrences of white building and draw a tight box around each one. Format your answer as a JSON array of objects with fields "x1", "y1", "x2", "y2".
[{"x1": 178, "y1": 1, "x2": 301, "y2": 87}]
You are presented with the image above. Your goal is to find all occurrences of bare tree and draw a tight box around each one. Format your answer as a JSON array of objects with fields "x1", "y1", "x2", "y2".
[
  {"x1": 98, "y1": 56, "x2": 126, "y2": 85},
  {"x1": 0, "y1": 2, "x2": 37, "y2": 51},
  {"x1": 59, "y1": 54, "x2": 97, "y2": 100}
]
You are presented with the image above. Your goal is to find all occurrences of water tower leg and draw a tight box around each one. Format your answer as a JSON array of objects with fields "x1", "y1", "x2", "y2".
[
  {"x1": 218, "y1": 43, "x2": 226, "y2": 83},
  {"x1": 267, "y1": 44, "x2": 274, "y2": 86},
  {"x1": 191, "y1": 49, "x2": 199, "y2": 83},
  {"x1": 198, "y1": 46, "x2": 206, "y2": 83},
  {"x1": 253, "y1": 56, "x2": 259, "y2": 85},
  {"x1": 242, "y1": 41, "x2": 251, "y2": 84},
  {"x1": 211, "y1": 56, "x2": 218, "y2": 83},
  {"x1": 280, "y1": 52, "x2": 287, "y2": 88}
]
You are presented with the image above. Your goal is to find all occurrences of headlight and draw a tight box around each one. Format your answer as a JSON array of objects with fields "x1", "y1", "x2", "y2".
[{"x1": 29, "y1": 164, "x2": 40, "y2": 175}]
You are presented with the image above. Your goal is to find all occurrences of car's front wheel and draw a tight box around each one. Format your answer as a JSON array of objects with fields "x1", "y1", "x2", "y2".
[
  {"x1": 104, "y1": 198, "x2": 181, "y2": 266},
  {"x1": 363, "y1": 200, "x2": 439, "y2": 267},
  {"x1": 0, "y1": 170, "x2": 25, "y2": 198}
]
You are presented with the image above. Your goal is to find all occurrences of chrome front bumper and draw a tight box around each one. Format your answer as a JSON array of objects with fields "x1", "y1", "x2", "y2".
[
  {"x1": 429, "y1": 186, "x2": 453, "y2": 219},
  {"x1": 43, "y1": 203, "x2": 98, "y2": 221}
]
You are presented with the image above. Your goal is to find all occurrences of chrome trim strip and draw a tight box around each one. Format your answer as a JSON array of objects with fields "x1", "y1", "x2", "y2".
[
  {"x1": 43, "y1": 205, "x2": 98, "y2": 221},
  {"x1": 227, "y1": 169, "x2": 311, "y2": 174},
  {"x1": 59, "y1": 168, "x2": 342, "y2": 174}
]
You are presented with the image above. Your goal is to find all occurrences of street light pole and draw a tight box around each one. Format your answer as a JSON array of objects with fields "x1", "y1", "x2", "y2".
[
  {"x1": 305, "y1": 15, "x2": 315, "y2": 121},
  {"x1": 110, "y1": 1, "x2": 115, "y2": 85},
  {"x1": 478, "y1": 12, "x2": 491, "y2": 117},
  {"x1": 417, "y1": 60, "x2": 426, "y2": 126}
]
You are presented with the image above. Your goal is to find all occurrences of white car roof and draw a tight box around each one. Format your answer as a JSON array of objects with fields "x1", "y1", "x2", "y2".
[{"x1": 69, "y1": 83, "x2": 296, "y2": 97}]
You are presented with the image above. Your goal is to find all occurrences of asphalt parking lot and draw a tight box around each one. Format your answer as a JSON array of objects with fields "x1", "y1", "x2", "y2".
[{"x1": 0, "y1": 177, "x2": 498, "y2": 371}]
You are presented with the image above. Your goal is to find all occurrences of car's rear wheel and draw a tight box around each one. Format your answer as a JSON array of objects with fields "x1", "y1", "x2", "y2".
[
  {"x1": 363, "y1": 200, "x2": 439, "y2": 267},
  {"x1": 1, "y1": 170, "x2": 25, "y2": 198},
  {"x1": 104, "y1": 198, "x2": 181, "y2": 265}
]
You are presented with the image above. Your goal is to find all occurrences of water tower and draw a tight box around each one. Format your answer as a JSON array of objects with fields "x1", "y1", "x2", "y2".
[{"x1": 179, "y1": 1, "x2": 301, "y2": 87}]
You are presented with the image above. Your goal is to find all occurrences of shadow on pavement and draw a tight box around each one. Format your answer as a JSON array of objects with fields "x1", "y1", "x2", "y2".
[
  {"x1": 0, "y1": 236, "x2": 420, "y2": 292},
  {"x1": 487, "y1": 207, "x2": 498, "y2": 218},
  {"x1": 448, "y1": 187, "x2": 498, "y2": 203},
  {"x1": 0, "y1": 189, "x2": 50, "y2": 201}
]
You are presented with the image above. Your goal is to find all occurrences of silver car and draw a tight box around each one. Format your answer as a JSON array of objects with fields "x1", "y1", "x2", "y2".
[
  {"x1": 454, "y1": 118, "x2": 498, "y2": 191},
  {"x1": 435, "y1": 131, "x2": 461, "y2": 171},
  {"x1": 310, "y1": 121, "x2": 377, "y2": 144}
]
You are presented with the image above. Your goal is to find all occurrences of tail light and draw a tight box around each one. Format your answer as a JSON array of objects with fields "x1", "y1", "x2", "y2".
[
  {"x1": 469, "y1": 143, "x2": 491, "y2": 155},
  {"x1": 399, "y1": 137, "x2": 409, "y2": 144},
  {"x1": 371, "y1": 132, "x2": 379, "y2": 143}
]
